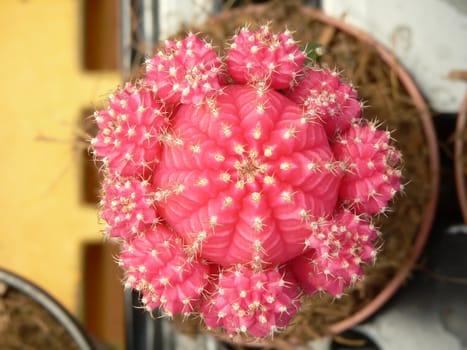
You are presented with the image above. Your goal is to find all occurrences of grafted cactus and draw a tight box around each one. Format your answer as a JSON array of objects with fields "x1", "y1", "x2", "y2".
[{"x1": 91, "y1": 25, "x2": 401, "y2": 338}]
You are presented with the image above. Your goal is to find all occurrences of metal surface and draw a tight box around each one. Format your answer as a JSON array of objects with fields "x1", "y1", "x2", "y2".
[{"x1": 120, "y1": 0, "x2": 159, "y2": 80}]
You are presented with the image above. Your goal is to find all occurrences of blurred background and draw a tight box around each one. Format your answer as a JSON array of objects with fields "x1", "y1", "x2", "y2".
[
  {"x1": 0, "y1": 0, "x2": 119, "y2": 321},
  {"x1": 0, "y1": 0, "x2": 466, "y2": 349}
]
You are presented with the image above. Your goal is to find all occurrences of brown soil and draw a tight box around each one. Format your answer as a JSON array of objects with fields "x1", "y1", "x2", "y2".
[{"x1": 0, "y1": 282, "x2": 81, "y2": 350}]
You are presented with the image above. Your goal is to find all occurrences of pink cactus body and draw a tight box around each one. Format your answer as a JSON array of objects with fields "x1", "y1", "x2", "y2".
[
  {"x1": 100, "y1": 176, "x2": 157, "y2": 240},
  {"x1": 333, "y1": 121, "x2": 402, "y2": 215},
  {"x1": 201, "y1": 265, "x2": 301, "y2": 337},
  {"x1": 120, "y1": 225, "x2": 211, "y2": 316},
  {"x1": 153, "y1": 84, "x2": 343, "y2": 266},
  {"x1": 91, "y1": 83, "x2": 171, "y2": 177},
  {"x1": 287, "y1": 67, "x2": 362, "y2": 138},
  {"x1": 145, "y1": 33, "x2": 223, "y2": 105},
  {"x1": 290, "y1": 210, "x2": 378, "y2": 296},
  {"x1": 226, "y1": 26, "x2": 305, "y2": 89},
  {"x1": 91, "y1": 25, "x2": 402, "y2": 338}
]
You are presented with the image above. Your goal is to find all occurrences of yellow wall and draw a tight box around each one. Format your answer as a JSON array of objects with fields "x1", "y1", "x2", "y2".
[{"x1": 0, "y1": 0, "x2": 120, "y2": 315}]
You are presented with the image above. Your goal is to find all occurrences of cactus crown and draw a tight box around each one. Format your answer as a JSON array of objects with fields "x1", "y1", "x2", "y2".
[{"x1": 91, "y1": 25, "x2": 402, "y2": 339}]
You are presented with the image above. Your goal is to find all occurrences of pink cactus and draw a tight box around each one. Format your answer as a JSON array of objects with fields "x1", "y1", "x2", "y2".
[
  {"x1": 153, "y1": 84, "x2": 343, "y2": 266},
  {"x1": 290, "y1": 210, "x2": 379, "y2": 296},
  {"x1": 201, "y1": 265, "x2": 301, "y2": 337},
  {"x1": 333, "y1": 120, "x2": 402, "y2": 215},
  {"x1": 287, "y1": 66, "x2": 362, "y2": 138},
  {"x1": 226, "y1": 25, "x2": 305, "y2": 89},
  {"x1": 120, "y1": 225, "x2": 211, "y2": 317},
  {"x1": 91, "y1": 25, "x2": 402, "y2": 338},
  {"x1": 99, "y1": 176, "x2": 157, "y2": 240},
  {"x1": 145, "y1": 33, "x2": 223, "y2": 105},
  {"x1": 91, "y1": 83, "x2": 171, "y2": 177}
]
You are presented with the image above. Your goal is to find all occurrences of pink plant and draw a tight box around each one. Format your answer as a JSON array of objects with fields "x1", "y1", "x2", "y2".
[
  {"x1": 91, "y1": 83, "x2": 171, "y2": 177},
  {"x1": 120, "y1": 225, "x2": 211, "y2": 317},
  {"x1": 332, "y1": 121, "x2": 402, "y2": 214},
  {"x1": 289, "y1": 210, "x2": 378, "y2": 296},
  {"x1": 145, "y1": 33, "x2": 223, "y2": 104},
  {"x1": 91, "y1": 25, "x2": 402, "y2": 338},
  {"x1": 226, "y1": 25, "x2": 305, "y2": 89},
  {"x1": 201, "y1": 265, "x2": 301, "y2": 337},
  {"x1": 99, "y1": 176, "x2": 157, "y2": 240},
  {"x1": 287, "y1": 67, "x2": 362, "y2": 138},
  {"x1": 154, "y1": 83, "x2": 343, "y2": 266}
]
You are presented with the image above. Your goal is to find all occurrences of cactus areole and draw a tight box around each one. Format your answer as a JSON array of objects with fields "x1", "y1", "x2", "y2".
[{"x1": 91, "y1": 26, "x2": 402, "y2": 339}]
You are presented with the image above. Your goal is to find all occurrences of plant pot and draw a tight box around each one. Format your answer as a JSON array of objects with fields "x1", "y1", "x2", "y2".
[
  {"x1": 455, "y1": 92, "x2": 467, "y2": 224},
  {"x1": 173, "y1": 2, "x2": 439, "y2": 347},
  {"x1": 0, "y1": 268, "x2": 95, "y2": 350}
]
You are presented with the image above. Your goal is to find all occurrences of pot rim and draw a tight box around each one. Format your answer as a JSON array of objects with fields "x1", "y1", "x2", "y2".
[{"x1": 0, "y1": 268, "x2": 95, "y2": 350}]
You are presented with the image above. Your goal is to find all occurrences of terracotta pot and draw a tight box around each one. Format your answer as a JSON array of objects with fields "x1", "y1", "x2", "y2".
[
  {"x1": 191, "y1": 4, "x2": 439, "y2": 348},
  {"x1": 0, "y1": 268, "x2": 95, "y2": 350},
  {"x1": 455, "y1": 93, "x2": 467, "y2": 224}
]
